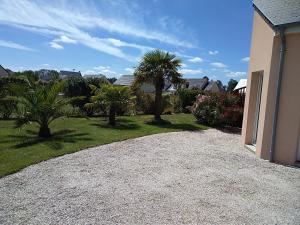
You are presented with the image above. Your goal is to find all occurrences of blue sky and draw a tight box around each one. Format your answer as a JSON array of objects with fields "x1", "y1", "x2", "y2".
[{"x1": 0, "y1": 0, "x2": 253, "y2": 83}]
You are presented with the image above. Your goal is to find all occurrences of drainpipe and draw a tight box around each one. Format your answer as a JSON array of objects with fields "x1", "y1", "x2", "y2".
[{"x1": 269, "y1": 27, "x2": 286, "y2": 162}]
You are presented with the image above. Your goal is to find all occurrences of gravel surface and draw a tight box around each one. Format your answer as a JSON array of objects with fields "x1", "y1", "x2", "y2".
[{"x1": 0, "y1": 129, "x2": 299, "y2": 225}]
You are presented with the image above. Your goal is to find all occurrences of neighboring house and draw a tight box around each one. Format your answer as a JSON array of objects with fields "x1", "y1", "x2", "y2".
[
  {"x1": 204, "y1": 81, "x2": 223, "y2": 93},
  {"x1": 36, "y1": 69, "x2": 59, "y2": 81},
  {"x1": 0, "y1": 65, "x2": 10, "y2": 77},
  {"x1": 234, "y1": 79, "x2": 247, "y2": 94},
  {"x1": 59, "y1": 70, "x2": 82, "y2": 79},
  {"x1": 114, "y1": 75, "x2": 172, "y2": 93},
  {"x1": 185, "y1": 77, "x2": 208, "y2": 89},
  {"x1": 242, "y1": 0, "x2": 300, "y2": 165}
]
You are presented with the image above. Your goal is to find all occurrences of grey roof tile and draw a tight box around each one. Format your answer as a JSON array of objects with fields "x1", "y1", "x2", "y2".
[{"x1": 253, "y1": 0, "x2": 300, "y2": 26}]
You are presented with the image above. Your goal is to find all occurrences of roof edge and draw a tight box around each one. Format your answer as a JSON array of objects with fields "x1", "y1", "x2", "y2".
[{"x1": 253, "y1": 4, "x2": 300, "y2": 30}]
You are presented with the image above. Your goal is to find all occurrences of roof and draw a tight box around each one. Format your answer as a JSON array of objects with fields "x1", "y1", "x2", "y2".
[
  {"x1": 253, "y1": 0, "x2": 300, "y2": 27},
  {"x1": 185, "y1": 78, "x2": 208, "y2": 90},
  {"x1": 0, "y1": 65, "x2": 10, "y2": 77},
  {"x1": 234, "y1": 79, "x2": 247, "y2": 91},
  {"x1": 59, "y1": 70, "x2": 82, "y2": 79},
  {"x1": 114, "y1": 75, "x2": 134, "y2": 86},
  {"x1": 204, "y1": 81, "x2": 222, "y2": 93},
  {"x1": 83, "y1": 74, "x2": 106, "y2": 79}
]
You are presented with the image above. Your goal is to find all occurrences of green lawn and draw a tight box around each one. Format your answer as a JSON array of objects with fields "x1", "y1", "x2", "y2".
[{"x1": 0, "y1": 114, "x2": 206, "y2": 177}]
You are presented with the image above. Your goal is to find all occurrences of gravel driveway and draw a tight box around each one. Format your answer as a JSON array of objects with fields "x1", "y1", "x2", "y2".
[{"x1": 0, "y1": 129, "x2": 299, "y2": 225}]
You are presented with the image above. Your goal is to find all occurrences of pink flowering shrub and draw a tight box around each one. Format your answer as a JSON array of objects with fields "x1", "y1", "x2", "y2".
[{"x1": 192, "y1": 93, "x2": 244, "y2": 127}]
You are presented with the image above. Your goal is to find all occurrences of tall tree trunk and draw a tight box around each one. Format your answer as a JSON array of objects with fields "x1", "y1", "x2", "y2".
[
  {"x1": 154, "y1": 85, "x2": 163, "y2": 121},
  {"x1": 108, "y1": 106, "x2": 116, "y2": 126},
  {"x1": 38, "y1": 123, "x2": 51, "y2": 138}
]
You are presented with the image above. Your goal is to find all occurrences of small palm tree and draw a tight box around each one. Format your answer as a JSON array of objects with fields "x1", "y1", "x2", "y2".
[
  {"x1": 11, "y1": 77, "x2": 69, "y2": 137},
  {"x1": 88, "y1": 84, "x2": 133, "y2": 126},
  {"x1": 134, "y1": 49, "x2": 182, "y2": 121}
]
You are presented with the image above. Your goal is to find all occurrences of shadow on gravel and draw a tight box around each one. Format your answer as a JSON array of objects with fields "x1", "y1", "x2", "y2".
[
  {"x1": 217, "y1": 127, "x2": 242, "y2": 134},
  {"x1": 1, "y1": 129, "x2": 91, "y2": 150}
]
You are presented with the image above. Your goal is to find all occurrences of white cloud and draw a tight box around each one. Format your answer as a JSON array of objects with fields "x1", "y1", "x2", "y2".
[
  {"x1": 92, "y1": 65, "x2": 117, "y2": 76},
  {"x1": 181, "y1": 63, "x2": 187, "y2": 68},
  {"x1": 188, "y1": 57, "x2": 203, "y2": 63},
  {"x1": 226, "y1": 71, "x2": 246, "y2": 78},
  {"x1": 208, "y1": 50, "x2": 218, "y2": 55},
  {"x1": 125, "y1": 67, "x2": 134, "y2": 73},
  {"x1": 210, "y1": 62, "x2": 227, "y2": 68},
  {"x1": 0, "y1": 39, "x2": 34, "y2": 51},
  {"x1": 50, "y1": 42, "x2": 63, "y2": 49},
  {"x1": 180, "y1": 68, "x2": 203, "y2": 75},
  {"x1": 241, "y1": 57, "x2": 250, "y2": 62},
  {"x1": 0, "y1": 0, "x2": 197, "y2": 61}
]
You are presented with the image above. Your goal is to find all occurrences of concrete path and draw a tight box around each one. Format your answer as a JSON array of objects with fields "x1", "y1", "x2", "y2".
[{"x1": 0, "y1": 129, "x2": 299, "y2": 225}]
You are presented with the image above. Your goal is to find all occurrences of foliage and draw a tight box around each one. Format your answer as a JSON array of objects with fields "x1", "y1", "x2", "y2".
[
  {"x1": 134, "y1": 49, "x2": 182, "y2": 121},
  {"x1": 88, "y1": 84, "x2": 134, "y2": 125},
  {"x1": 0, "y1": 77, "x2": 26, "y2": 119},
  {"x1": 177, "y1": 88, "x2": 203, "y2": 113},
  {"x1": 192, "y1": 93, "x2": 244, "y2": 127},
  {"x1": 226, "y1": 79, "x2": 238, "y2": 92},
  {"x1": 135, "y1": 92, "x2": 174, "y2": 115},
  {"x1": 192, "y1": 94, "x2": 221, "y2": 126},
  {"x1": 10, "y1": 76, "x2": 70, "y2": 137},
  {"x1": 13, "y1": 70, "x2": 39, "y2": 81}
]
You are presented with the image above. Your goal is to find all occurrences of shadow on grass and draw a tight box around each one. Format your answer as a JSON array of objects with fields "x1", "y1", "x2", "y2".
[
  {"x1": 2, "y1": 129, "x2": 91, "y2": 150},
  {"x1": 91, "y1": 118, "x2": 141, "y2": 130},
  {"x1": 146, "y1": 119, "x2": 203, "y2": 131}
]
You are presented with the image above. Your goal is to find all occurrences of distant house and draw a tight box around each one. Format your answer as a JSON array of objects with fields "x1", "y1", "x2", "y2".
[
  {"x1": 0, "y1": 65, "x2": 10, "y2": 78},
  {"x1": 36, "y1": 69, "x2": 59, "y2": 81},
  {"x1": 234, "y1": 79, "x2": 247, "y2": 94},
  {"x1": 59, "y1": 70, "x2": 82, "y2": 79},
  {"x1": 204, "y1": 81, "x2": 223, "y2": 93},
  {"x1": 114, "y1": 75, "x2": 172, "y2": 93},
  {"x1": 242, "y1": 0, "x2": 300, "y2": 165},
  {"x1": 185, "y1": 77, "x2": 209, "y2": 90}
]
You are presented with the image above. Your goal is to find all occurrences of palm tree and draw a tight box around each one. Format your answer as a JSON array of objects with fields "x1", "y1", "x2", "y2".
[
  {"x1": 88, "y1": 84, "x2": 133, "y2": 126},
  {"x1": 134, "y1": 49, "x2": 182, "y2": 121},
  {"x1": 11, "y1": 77, "x2": 69, "y2": 137}
]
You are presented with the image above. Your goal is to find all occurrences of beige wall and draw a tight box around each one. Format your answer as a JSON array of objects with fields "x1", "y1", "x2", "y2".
[
  {"x1": 242, "y1": 10, "x2": 300, "y2": 165},
  {"x1": 273, "y1": 33, "x2": 300, "y2": 164},
  {"x1": 242, "y1": 11, "x2": 277, "y2": 159}
]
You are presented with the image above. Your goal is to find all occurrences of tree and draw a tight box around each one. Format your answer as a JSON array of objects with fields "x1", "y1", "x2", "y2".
[
  {"x1": 88, "y1": 84, "x2": 133, "y2": 126},
  {"x1": 107, "y1": 77, "x2": 117, "y2": 84},
  {"x1": 10, "y1": 76, "x2": 70, "y2": 137},
  {"x1": 227, "y1": 79, "x2": 238, "y2": 92},
  {"x1": 134, "y1": 49, "x2": 182, "y2": 121}
]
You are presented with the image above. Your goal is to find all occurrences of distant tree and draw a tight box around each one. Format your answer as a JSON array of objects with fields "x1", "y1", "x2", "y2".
[
  {"x1": 134, "y1": 49, "x2": 182, "y2": 121},
  {"x1": 14, "y1": 70, "x2": 39, "y2": 81},
  {"x1": 0, "y1": 77, "x2": 24, "y2": 119},
  {"x1": 10, "y1": 76, "x2": 70, "y2": 137},
  {"x1": 88, "y1": 84, "x2": 133, "y2": 125},
  {"x1": 216, "y1": 80, "x2": 227, "y2": 91},
  {"x1": 107, "y1": 77, "x2": 117, "y2": 84},
  {"x1": 85, "y1": 77, "x2": 109, "y2": 88},
  {"x1": 226, "y1": 79, "x2": 238, "y2": 92}
]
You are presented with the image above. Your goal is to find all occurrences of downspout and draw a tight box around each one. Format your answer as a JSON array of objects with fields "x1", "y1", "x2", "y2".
[{"x1": 269, "y1": 27, "x2": 286, "y2": 162}]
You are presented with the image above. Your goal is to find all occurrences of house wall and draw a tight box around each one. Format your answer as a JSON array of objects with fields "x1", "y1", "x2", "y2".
[
  {"x1": 242, "y1": 11, "x2": 277, "y2": 159},
  {"x1": 242, "y1": 10, "x2": 300, "y2": 165},
  {"x1": 273, "y1": 32, "x2": 300, "y2": 164}
]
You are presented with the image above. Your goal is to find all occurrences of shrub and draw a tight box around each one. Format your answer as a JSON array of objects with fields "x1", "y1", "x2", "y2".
[
  {"x1": 192, "y1": 93, "x2": 244, "y2": 127},
  {"x1": 135, "y1": 92, "x2": 174, "y2": 115},
  {"x1": 177, "y1": 88, "x2": 203, "y2": 112}
]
